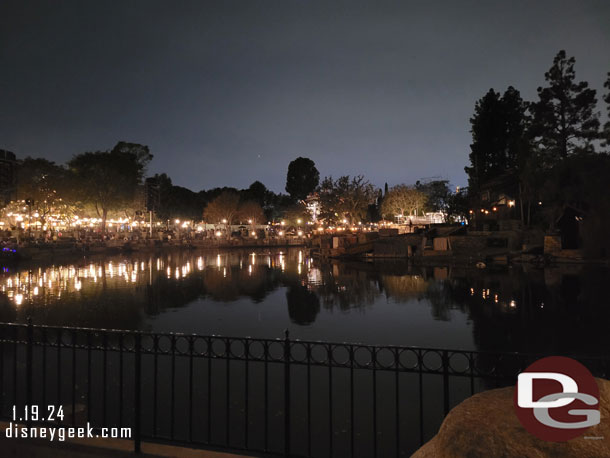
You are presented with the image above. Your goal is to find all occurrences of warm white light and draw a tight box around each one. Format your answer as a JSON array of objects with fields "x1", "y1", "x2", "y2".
[
  {"x1": 278, "y1": 231, "x2": 284, "y2": 236},
  {"x1": 215, "y1": 231, "x2": 222, "y2": 237}
]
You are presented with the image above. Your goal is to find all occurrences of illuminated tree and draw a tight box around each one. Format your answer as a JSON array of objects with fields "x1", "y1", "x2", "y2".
[
  {"x1": 238, "y1": 200, "x2": 265, "y2": 225},
  {"x1": 318, "y1": 175, "x2": 376, "y2": 224},
  {"x1": 381, "y1": 185, "x2": 427, "y2": 219},
  {"x1": 203, "y1": 191, "x2": 240, "y2": 225},
  {"x1": 16, "y1": 158, "x2": 71, "y2": 227},
  {"x1": 69, "y1": 142, "x2": 152, "y2": 232}
]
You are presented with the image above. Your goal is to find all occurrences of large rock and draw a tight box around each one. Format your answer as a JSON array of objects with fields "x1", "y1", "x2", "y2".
[{"x1": 412, "y1": 378, "x2": 610, "y2": 458}]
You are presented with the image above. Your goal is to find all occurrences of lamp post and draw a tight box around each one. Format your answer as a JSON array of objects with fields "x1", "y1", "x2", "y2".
[{"x1": 25, "y1": 198, "x2": 34, "y2": 239}]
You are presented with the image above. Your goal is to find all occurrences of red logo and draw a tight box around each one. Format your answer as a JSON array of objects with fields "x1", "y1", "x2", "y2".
[{"x1": 513, "y1": 356, "x2": 600, "y2": 441}]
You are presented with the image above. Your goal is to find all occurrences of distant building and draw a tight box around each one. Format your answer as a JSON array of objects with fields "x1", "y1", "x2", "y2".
[
  {"x1": 304, "y1": 193, "x2": 320, "y2": 222},
  {"x1": 0, "y1": 150, "x2": 17, "y2": 204},
  {"x1": 471, "y1": 170, "x2": 520, "y2": 230}
]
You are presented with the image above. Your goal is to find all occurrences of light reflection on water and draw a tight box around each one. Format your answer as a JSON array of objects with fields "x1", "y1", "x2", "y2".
[
  {"x1": 0, "y1": 248, "x2": 608, "y2": 357},
  {"x1": 1, "y1": 251, "x2": 299, "y2": 304}
]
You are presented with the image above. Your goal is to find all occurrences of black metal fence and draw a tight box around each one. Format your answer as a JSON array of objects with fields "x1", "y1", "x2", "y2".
[{"x1": 0, "y1": 321, "x2": 608, "y2": 457}]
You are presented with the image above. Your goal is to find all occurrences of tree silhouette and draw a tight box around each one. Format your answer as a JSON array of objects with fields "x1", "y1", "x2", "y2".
[
  {"x1": 530, "y1": 50, "x2": 600, "y2": 162},
  {"x1": 285, "y1": 157, "x2": 319, "y2": 201},
  {"x1": 465, "y1": 87, "x2": 529, "y2": 191}
]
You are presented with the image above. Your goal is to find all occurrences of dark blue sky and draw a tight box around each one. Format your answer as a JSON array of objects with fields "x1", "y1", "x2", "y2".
[{"x1": 1, "y1": 1, "x2": 609, "y2": 192}]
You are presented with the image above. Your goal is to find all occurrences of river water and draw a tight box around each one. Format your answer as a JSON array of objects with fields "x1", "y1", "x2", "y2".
[
  {"x1": 1, "y1": 248, "x2": 609, "y2": 456},
  {"x1": 1, "y1": 247, "x2": 608, "y2": 356}
]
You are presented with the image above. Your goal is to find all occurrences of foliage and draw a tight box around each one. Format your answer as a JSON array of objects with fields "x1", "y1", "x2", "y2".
[
  {"x1": 68, "y1": 142, "x2": 152, "y2": 232},
  {"x1": 0, "y1": 199, "x2": 79, "y2": 229},
  {"x1": 152, "y1": 173, "x2": 203, "y2": 221},
  {"x1": 464, "y1": 87, "x2": 530, "y2": 191},
  {"x1": 241, "y1": 181, "x2": 268, "y2": 207},
  {"x1": 540, "y1": 153, "x2": 610, "y2": 224},
  {"x1": 279, "y1": 202, "x2": 309, "y2": 226},
  {"x1": 16, "y1": 157, "x2": 72, "y2": 225},
  {"x1": 381, "y1": 185, "x2": 427, "y2": 219},
  {"x1": 318, "y1": 175, "x2": 376, "y2": 224},
  {"x1": 285, "y1": 157, "x2": 320, "y2": 201},
  {"x1": 203, "y1": 191, "x2": 240, "y2": 225},
  {"x1": 415, "y1": 180, "x2": 451, "y2": 213},
  {"x1": 444, "y1": 190, "x2": 470, "y2": 222},
  {"x1": 539, "y1": 153, "x2": 610, "y2": 257},
  {"x1": 264, "y1": 193, "x2": 297, "y2": 223},
  {"x1": 237, "y1": 200, "x2": 265, "y2": 225},
  {"x1": 530, "y1": 50, "x2": 600, "y2": 162}
]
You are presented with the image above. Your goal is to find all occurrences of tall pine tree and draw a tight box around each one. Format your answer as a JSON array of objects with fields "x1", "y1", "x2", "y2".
[
  {"x1": 465, "y1": 87, "x2": 529, "y2": 191},
  {"x1": 530, "y1": 50, "x2": 599, "y2": 162}
]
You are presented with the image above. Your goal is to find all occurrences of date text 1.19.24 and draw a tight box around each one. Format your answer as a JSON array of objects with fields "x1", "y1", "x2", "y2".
[{"x1": 12, "y1": 405, "x2": 64, "y2": 422}]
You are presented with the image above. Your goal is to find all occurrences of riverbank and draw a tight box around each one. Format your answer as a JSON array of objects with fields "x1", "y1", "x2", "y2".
[
  {"x1": 4, "y1": 238, "x2": 307, "y2": 267},
  {"x1": 309, "y1": 230, "x2": 610, "y2": 267}
]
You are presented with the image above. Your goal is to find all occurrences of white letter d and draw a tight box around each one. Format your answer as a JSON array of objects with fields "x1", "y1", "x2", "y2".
[{"x1": 518, "y1": 372, "x2": 578, "y2": 408}]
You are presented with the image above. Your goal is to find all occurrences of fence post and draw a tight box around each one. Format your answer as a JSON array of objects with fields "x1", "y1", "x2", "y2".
[
  {"x1": 442, "y1": 350, "x2": 449, "y2": 416},
  {"x1": 134, "y1": 332, "x2": 142, "y2": 453},
  {"x1": 284, "y1": 329, "x2": 291, "y2": 457},
  {"x1": 26, "y1": 317, "x2": 33, "y2": 427}
]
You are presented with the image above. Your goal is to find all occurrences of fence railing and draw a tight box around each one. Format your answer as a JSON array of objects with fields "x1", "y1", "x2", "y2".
[{"x1": 0, "y1": 320, "x2": 608, "y2": 457}]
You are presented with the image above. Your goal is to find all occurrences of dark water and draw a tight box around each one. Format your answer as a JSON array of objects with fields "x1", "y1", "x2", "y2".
[
  {"x1": 0, "y1": 247, "x2": 609, "y2": 356},
  {"x1": 1, "y1": 248, "x2": 609, "y2": 456}
]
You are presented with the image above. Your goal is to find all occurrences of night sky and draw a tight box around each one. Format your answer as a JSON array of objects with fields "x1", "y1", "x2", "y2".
[{"x1": 1, "y1": 1, "x2": 609, "y2": 193}]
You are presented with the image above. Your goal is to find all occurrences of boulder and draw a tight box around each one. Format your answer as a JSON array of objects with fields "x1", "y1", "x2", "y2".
[{"x1": 412, "y1": 378, "x2": 610, "y2": 458}]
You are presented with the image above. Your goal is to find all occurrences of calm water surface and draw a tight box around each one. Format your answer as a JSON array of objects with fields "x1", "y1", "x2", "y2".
[{"x1": 1, "y1": 248, "x2": 608, "y2": 356}]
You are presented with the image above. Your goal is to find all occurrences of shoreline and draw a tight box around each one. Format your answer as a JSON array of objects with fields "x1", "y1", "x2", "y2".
[{"x1": 2, "y1": 239, "x2": 307, "y2": 269}]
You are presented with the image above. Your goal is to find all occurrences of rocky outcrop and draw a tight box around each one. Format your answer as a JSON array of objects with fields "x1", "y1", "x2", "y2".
[{"x1": 412, "y1": 378, "x2": 610, "y2": 458}]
